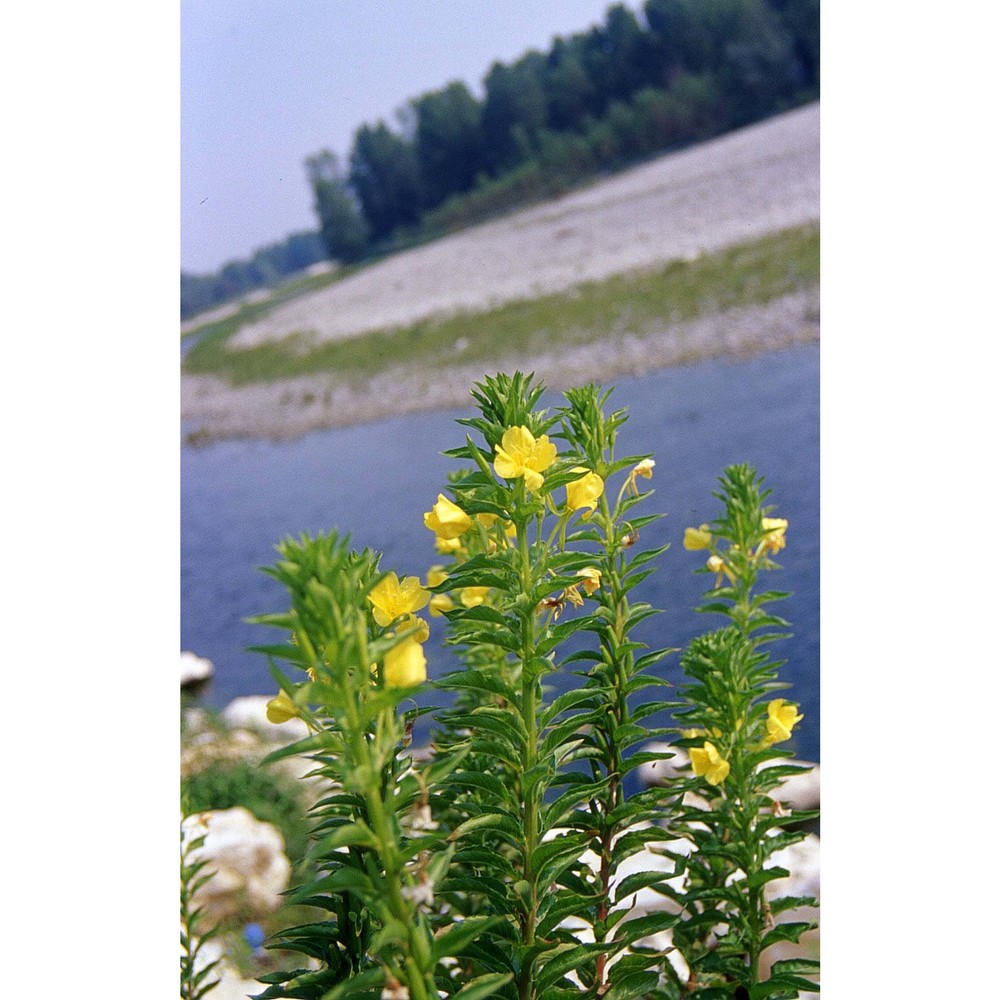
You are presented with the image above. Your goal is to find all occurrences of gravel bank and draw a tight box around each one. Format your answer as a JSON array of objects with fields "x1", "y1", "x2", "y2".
[
  {"x1": 226, "y1": 103, "x2": 819, "y2": 351},
  {"x1": 182, "y1": 287, "x2": 819, "y2": 445},
  {"x1": 182, "y1": 103, "x2": 819, "y2": 444}
]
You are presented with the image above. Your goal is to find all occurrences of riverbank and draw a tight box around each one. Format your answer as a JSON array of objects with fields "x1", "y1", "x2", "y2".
[
  {"x1": 181, "y1": 103, "x2": 819, "y2": 445},
  {"x1": 182, "y1": 285, "x2": 818, "y2": 444}
]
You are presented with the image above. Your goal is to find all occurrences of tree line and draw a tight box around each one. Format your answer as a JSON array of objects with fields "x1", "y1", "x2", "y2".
[{"x1": 182, "y1": 0, "x2": 818, "y2": 322}]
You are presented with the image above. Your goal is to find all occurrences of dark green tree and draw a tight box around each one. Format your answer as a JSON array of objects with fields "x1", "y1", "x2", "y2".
[
  {"x1": 411, "y1": 81, "x2": 485, "y2": 208},
  {"x1": 349, "y1": 121, "x2": 423, "y2": 242},
  {"x1": 481, "y1": 53, "x2": 547, "y2": 173},
  {"x1": 306, "y1": 149, "x2": 370, "y2": 264}
]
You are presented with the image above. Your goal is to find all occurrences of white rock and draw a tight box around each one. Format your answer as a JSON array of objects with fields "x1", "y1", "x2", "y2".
[
  {"x1": 181, "y1": 807, "x2": 292, "y2": 923},
  {"x1": 634, "y1": 742, "x2": 689, "y2": 788},
  {"x1": 765, "y1": 832, "x2": 820, "y2": 903},
  {"x1": 181, "y1": 651, "x2": 213, "y2": 687},
  {"x1": 221, "y1": 695, "x2": 310, "y2": 741},
  {"x1": 763, "y1": 759, "x2": 820, "y2": 812}
]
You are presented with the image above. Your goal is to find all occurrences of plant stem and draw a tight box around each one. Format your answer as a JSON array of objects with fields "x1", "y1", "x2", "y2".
[{"x1": 516, "y1": 481, "x2": 540, "y2": 1000}]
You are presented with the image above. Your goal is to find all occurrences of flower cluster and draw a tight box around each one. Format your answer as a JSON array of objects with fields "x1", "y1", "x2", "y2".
[
  {"x1": 683, "y1": 511, "x2": 791, "y2": 588},
  {"x1": 368, "y1": 571, "x2": 432, "y2": 687}
]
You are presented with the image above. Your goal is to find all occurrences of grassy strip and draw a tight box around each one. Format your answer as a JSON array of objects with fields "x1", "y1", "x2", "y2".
[
  {"x1": 180, "y1": 265, "x2": 349, "y2": 344},
  {"x1": 183, "y1": 222, "x2": 818, "y2": 387}
]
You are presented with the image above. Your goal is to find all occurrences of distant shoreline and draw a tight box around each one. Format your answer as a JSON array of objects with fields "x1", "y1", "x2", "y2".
[{"x1": 182, "y1": 287, "x2": 819, "y2": 446}]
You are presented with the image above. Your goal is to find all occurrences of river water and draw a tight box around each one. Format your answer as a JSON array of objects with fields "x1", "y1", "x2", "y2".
[{"x1": 181, "y1": 343, "x2": 819, "y2": 761}]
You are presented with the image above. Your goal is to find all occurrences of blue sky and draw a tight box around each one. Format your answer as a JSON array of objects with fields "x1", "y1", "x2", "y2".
[{"x1": 182, "y1": 0, "x2": 636, "y2": 274}]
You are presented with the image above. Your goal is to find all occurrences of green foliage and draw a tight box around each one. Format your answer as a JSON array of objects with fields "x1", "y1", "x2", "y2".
[
  {"x1": 181, "y1": 758, "x2": 311, "y2": 868},
  {"x1": 181, "y1": 821, "x2": 221, "y2": 1000},
  {"x1": 306, "y1": 150, "x2": 370, "y2": 264},
  {"x1": 236, "y1": 373, "x2": 817, "y2": 998},
  {"x1": 181, "y1": 0, "x2": 820, "y2": 326}
]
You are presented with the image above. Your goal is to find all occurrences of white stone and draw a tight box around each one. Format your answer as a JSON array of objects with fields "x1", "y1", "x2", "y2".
[
  {"x1": 181, "y1": 806, "x2": 292, "y2": 923},
  {"x1": 762, "y1": 759, "x2": 821, "y2": 812},
  {"x1": 221, "y1": 695, "x2": 310, "y2": 741},
  {"x1": 634, "y1": 742, "x2": 689, "y2": 788},
  {"x1": 765, "y1": 832, "x2": 820, "y2": 903},
  {"x1": 181, "y1": 650, "x2": 213, "y2": 687}
]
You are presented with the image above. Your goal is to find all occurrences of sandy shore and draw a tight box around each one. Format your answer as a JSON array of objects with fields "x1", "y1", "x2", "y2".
[{"x1": 182, "y1": 103, "x2": 819, "y2": 444}]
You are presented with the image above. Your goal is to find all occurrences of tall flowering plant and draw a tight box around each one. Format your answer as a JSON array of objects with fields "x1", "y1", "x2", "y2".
[
  {"x1": 665, "y1": 466, "x2": 819, "y2": 997},
  {"x1": 237, "y1": 375, "x2": 817, "y2": 1000}
]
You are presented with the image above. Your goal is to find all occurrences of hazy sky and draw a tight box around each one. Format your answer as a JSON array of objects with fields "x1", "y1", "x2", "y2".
[{"x1": 182, "y1": 0, "x2": 638, "y2": 274}]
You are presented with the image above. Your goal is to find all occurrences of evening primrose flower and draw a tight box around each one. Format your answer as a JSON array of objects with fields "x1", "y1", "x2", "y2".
[
  {"x1": 706, "y1": 554, "x2": 735, "y2": 587},
  {"x1": 383, "y1": 636, "x2": 427, "y2": 688},
  {"x1": 461, "y1": 586, "x2": 491, "y2": 608},
  {"x1": 429, "y1": 593, "x2": 455, "y2": 617},
  {"x1": 575, "y1": 567, "x2": 602, "y2": 595},
  {"x1": 399, "y1": 614, "x2": 430, "y2": 644},
  {"x1": 265, "y1": 690, "x2": 299, "y2": 725},
  {"x1": 493, "y1": 426, "x2": 557, "y2": 492},
  {"x1": 625, "y1": 458, "x2": 655, "y2": 496},
  {"x1": 761, "y1": 517, "x2": 789, "y2": 555},
  {"x1": 763, "y1": 698, "x2": 803, "y2": 745},
  {"x1": 689, "y1": 741, "x2": 730, "y2": 786},
  {"x1": 566, "y1": 468, "x2": 604, "y2": 518},
  {"x1": 684, "y1": 524, "x2": 713, "y2": 550},
  {"x1": 435, "y1": 535, "x2": 464, "y2": 555},
  {"x1": 425, "y1": 565, "x2": 449, "y2": 588},
  {"x1": 367, "y1": 572, "x2": 430, "y2": 627},
  {"x1": 424, "y1": 494, "x2": 473, "y2": 540}
]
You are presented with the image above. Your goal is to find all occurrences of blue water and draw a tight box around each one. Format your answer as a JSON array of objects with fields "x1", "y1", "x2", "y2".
[{"x1": 181, "y1": 343, "x2": 819, "y2": 761}]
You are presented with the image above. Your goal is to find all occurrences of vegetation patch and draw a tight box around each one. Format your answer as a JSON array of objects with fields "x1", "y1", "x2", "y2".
[{"x1": 183, "y1": 222, "x2": 818, "y2": 388}]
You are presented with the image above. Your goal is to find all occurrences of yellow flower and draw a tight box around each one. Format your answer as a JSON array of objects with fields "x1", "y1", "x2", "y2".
[
  {"x1": 425, "y1": 565, "x2": 449, "y2": 588},
  {"x1": 493, "y1": 426, "x2": 557, "y2": 492},
  {"x1": 566, "y1": 468, "x2": 604, "y2": 518},
  {"x1": 461, "y1": 586, "x2": 491, "y2": 608},
  {"x1": 763, "y1": 699, "x2": 803, "y2": 745},
  {"x1": 761, "y1": 517, "x2": 789, "y2": 554},
  {"x1": 706, "y1": 554, "x2": 735, "y2": 587},
  {"x1": 477, "y1": 513, "x2": 498, "y2": 529},
  {"x1": 424, "y1": 494, "x2": 473, "y2": 540},
  {"x1": 435, "y1": 535, "x2": 463, "y2": 554},
  {"x1": 625, "y1": 458, "x2": 656, "y2": 496},
  {"x1": 562, "y1": 585, "x2": 584, "y2": 608},
  {"x1": 383, "y1": 637, "x2": 427, "y2": 688},
  {"x1": 683, "y1": 524, "x2": 713, "y2": 550},
  {"x1": 367, "y1": 572, "x2": 431, "y2": 627},
  {"x1": 689, "y1": 741, "x2": 730, "y2": 786},
  {"x1": 399, "y1": 614, "x2": 430, "y2": 644},
  {"x1": 265, "y1": 690, "x2": 299, "y2": 725},
  {"x1": 575, "y1": 567, "x2": 602, "y2": 595},
  {"x1": 429, "y1": 593, "x2": 455, "y2": 617}
]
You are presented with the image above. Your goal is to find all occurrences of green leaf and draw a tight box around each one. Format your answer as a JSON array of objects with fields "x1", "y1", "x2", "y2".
[
  {"x1": 769, "y1": 894, "x2": 819, "y2": 915},
  {"x1": 761, "y1": 921, "x2": 816, "y2": 950},
  {"x1": 604, "y1": 970, "x2": 661, "y2": 1000},
  {"x1": 534, "y1": 943, "x2": 603, "y2": 992},
  {"x1": 285, "y1": 866, "x2": 373, "y2": 903},
  {"x1": 750, "y1": 975, "x2": 819, "y2": 999},
  {"x1": 611, "y1": 910, "x2": 679, "y2": 946},
  {"x1": 447, "y1": 812, "x2": 509, "y2": 843},
  {"x1": 747, "y1": 866, "x2": 790, "y2": 889},
  {"x1": 322, "y1": 967, "x2": 385, "y2": 998},
  {"x1": 432, "y1": 916, "x2": 503, "y2": 962},
  {"x1": 613, "y1": 869, "x2": 677, "y2": 905},
  {"x1": 451, "y1": 972, "x2": 515, "y2": 1000},
  {"x1": 313, "y1": 820, "x2": 380, "y2": 851}
]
